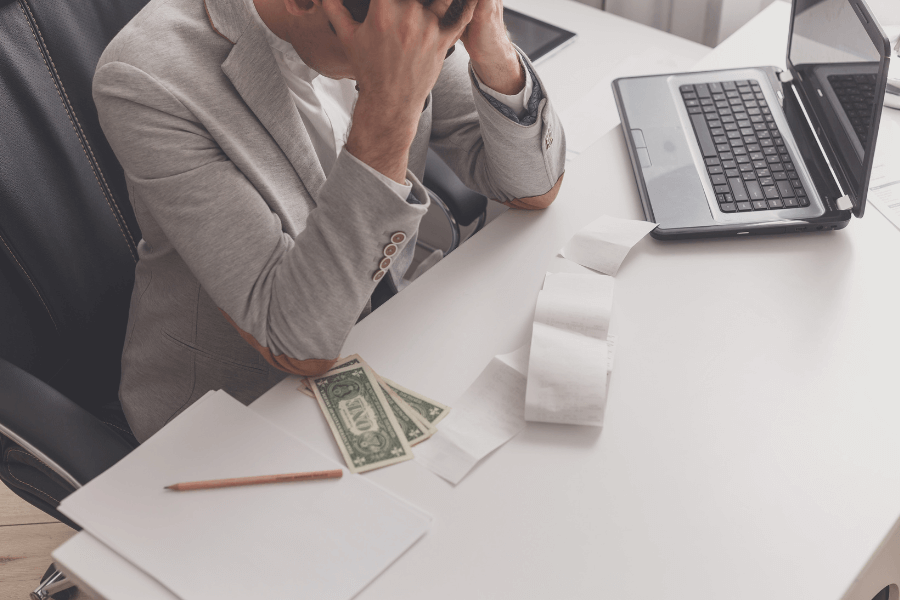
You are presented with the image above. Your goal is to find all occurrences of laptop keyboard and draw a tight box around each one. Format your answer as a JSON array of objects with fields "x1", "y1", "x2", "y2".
[
  {"x1": 827, "y1": 74, "x2": 876, "y2": 146},
  {"x1": 680, "y1": 80, "x2": 810, "y2": 214}
]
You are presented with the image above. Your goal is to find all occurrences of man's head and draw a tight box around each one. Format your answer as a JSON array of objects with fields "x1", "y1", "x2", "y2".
[
  {"x1": 343, "y1": 0, "x2": 471, "y2": 28},
  {"x1": 259, "y1": 0, "x2": 469, "y2": 80}
]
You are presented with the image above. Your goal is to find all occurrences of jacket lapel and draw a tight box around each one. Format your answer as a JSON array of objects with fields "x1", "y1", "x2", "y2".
[{"x1": 205, "y1": 0, "x2": 326, "y2": 197}]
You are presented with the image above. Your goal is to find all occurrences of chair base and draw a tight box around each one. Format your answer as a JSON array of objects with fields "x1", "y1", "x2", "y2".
[{"x1": 32, "y1": 566, "x2": 76, "y2": 600}]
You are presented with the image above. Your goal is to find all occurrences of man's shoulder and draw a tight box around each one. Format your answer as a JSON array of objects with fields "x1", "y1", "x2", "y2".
[{"x1": 97, "y1": 0, "x2": 235, "y2": 81}]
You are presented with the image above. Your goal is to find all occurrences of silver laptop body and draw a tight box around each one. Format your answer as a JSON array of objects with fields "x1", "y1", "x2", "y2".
[{"x1": 613, "y1": 0, "x2": 891, "y2": 240}]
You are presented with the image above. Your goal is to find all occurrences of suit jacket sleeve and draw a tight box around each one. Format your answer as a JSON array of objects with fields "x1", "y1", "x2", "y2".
[
  {"x1": 429, "y1": 45, "x2": 566, "y2": 206},
  {"x1": 93, "y1": 61, "x2": 428, "y2": 375}
]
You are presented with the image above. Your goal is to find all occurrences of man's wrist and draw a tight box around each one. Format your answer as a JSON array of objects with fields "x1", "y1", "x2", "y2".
[
  {"x1": 346, "y1": 94, "x2": 419, "y2": 185},
  {"x1": 470, "y1": 42, "x2": 525, "y2": 96}
]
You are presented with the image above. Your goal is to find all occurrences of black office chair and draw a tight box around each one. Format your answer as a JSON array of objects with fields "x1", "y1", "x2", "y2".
[
  {"x1": 423, "y1": 149, "x2": 488, "y2": 254},
  {"x1": 0, "y1": 1, "x2": 487, "y2": 596}
]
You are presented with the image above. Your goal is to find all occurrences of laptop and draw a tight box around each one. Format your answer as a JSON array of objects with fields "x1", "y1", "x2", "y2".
[{"x1": 613, "y1": 0, "x2": 892, "y2": 240}]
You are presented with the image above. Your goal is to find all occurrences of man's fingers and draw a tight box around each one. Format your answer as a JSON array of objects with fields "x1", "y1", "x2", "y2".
[{"x1": 321, "y1": 0, "x2": 359, "y2": 42}]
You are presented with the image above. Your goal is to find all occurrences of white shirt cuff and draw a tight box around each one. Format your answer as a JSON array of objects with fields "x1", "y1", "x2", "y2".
[
  {"x1": 345, "y1": 150, "x2": 413, "y2": 201},
  {"x1": 472, "y1": 53, "x2": 533, "y2": 119}
]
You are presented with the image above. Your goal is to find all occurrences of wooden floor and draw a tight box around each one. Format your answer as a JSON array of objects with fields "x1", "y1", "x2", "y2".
[{"x1": 0, "y1": 483, "x2": 87, "y2": 599}]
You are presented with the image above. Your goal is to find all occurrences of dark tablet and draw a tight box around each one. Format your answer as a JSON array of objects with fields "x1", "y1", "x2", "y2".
[{"x1": 503, "y1": 8, "x2": 577, "y2": 63}]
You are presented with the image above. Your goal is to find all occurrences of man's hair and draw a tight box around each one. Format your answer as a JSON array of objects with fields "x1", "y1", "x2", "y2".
[
  {"x1": 431, "y1": 0, "x2": 470, "y2": 28},
  {"x1": 343, "y1": 0, "x2": 471, "y2": 28}
]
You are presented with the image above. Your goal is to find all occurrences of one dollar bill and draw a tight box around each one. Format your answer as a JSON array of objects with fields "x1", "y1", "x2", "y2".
[
  {"x1": 310, "y1": 364, "x2": 414, "y2": 473},
  {"x1": 382, "y1": 378, "x2": 451, "y2": 427},
  {"x1": 329, "y1": 356, "x2": 434, "y2": 445}
]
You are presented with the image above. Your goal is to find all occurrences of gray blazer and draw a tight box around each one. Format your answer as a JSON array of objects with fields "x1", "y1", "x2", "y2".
[{"x1": 94, "y1": 0, "x2": 566, "y2": 442}]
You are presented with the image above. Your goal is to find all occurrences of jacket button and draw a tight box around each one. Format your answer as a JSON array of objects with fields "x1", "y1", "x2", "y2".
[
  {"x1": 391, "y1": 232, "x2": 407, "y2": 244},
  {"x1": 383, "y1": 243, "x2": 398, "y2": 257},
  {"x1": 379, "y1": 257, "x2": 392, "y2": 270},
  {"x1": 373, "y1": 269, "x2": 386, "y2": 282}
]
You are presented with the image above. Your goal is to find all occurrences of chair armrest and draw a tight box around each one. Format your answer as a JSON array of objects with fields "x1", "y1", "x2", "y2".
[
  {"x1": 0, "y1": 358, "x2": 133, "y2": 488},
  {"x1": 423, "y1": 150, "x2": 488, "y2": 228}
]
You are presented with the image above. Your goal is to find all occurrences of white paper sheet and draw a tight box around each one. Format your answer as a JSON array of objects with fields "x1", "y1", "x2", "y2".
[
  {"x1": 559, "y1": 215, "x2": 658, "y2": 276},
  {"x1": 59, "y1": 391, "x2": 431, "y2": 600},
  {"x1": 525, "y1": 272, "x2": 615, "y2": 427},
  {"x1": 560, "y1": 48, "x2": 700, "y2": 163},
  {"x1": 868, "y1": 119, "x2": 900, "y2": 232},
  {"x1": 414, "y1": 346, "x2": 529, "y2": 485}
]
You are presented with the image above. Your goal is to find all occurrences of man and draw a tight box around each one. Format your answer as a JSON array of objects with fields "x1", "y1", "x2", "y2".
[{"x1": 94, "y1": 0, "x2": 565, "y2": 442}]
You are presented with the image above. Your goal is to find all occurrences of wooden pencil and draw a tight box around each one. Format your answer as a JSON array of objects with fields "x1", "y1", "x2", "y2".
[{"x1": 165, "y1": 469, "x2": 343, "y2": 491}]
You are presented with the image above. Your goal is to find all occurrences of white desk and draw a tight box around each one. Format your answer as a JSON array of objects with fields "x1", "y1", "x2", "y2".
[{"x1": 55, "y1": 3, "x2": 900, "y2": 600}]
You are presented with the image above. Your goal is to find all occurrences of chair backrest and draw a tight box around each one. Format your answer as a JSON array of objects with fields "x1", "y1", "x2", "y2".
[{"x1": 0, "y1": 0, "x2": 149, "y2": 411}]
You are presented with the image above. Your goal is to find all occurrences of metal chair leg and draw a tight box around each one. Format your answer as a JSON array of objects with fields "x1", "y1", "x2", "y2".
[
  {"x1": 31, "y1": 567, "x2": 75, "y2": 600},
  {"x1": 424, "y1": 189, "x2": 461, "y2": 255}
]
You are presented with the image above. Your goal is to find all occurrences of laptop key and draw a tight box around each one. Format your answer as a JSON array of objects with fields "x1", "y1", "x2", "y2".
[
  {"x1": 729, "y1": 178, "x2": 749, "y2": 201},
  {"x1": 783, "y1": 196, "x2": 799, "y2": 208},
  {"x1": 690, "y1": 114, "x2": 718, "y2": 157},
  {"x1": 799, "y1": 196, "x2": 810, "y2": 207},
  {"x1": 767, "y1": 198, "x2": 784, "y2": 209},
  {"x1": 726, "y1": 169, "x2": 740, "y2": 178},
  {"x1": 736, "y1": 201, "x2": 753, "y2": 212},
  {"x1": 745, "y1": 180, "x2": 765, "y2": 200},
  {"x1": 759, "y1": 176, "x2": 775, "y2": 186},
  {"x1": 720, "y1": 203, "x2": 737, "y2": 213},
  {"x1": 711, "y1": 174, "x2": 727, "y2": 185},
  {"x1": 776, "y1": 180, "x2": 795, "y2": 197},
  {"x1": 752, "y1": 200, "x2": 769, "y2": 210},
  {"x1": 763, "y1": 186, "x2": 779, "y2": 199},
  {"x1": 714, "y1": 185, "x2": 730, "y2": 194}
]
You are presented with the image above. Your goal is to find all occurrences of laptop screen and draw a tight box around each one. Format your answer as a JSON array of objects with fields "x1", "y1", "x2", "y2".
[{"x1": 788, "y1": 0, "x2": 889, "y2": 213}]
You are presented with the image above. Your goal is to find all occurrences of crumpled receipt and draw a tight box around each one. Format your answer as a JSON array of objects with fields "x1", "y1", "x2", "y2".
[
  {"x1": 525, "y1": 273, "x2": 615, "y2": 427},
  {"x1": 560, "y1": 215, "x2": 657, "y2": 276}
]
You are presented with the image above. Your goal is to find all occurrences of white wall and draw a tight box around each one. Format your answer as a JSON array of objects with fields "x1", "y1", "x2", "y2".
[{"x1": 582, "y1": 0, "x2": 900, "y2": 47}]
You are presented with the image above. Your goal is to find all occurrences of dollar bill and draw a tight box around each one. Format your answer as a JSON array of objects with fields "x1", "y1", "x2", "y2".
[
  {"x1": 382, "y1": 378, "x2": 451, "y2": 427},
  {"x1": 299, "y1": 357, "x2": 435, "y2": 444},
  {"x1": 335, "y1": 356, "x2": 434, "y2": 445},
  {"x1": 310, "y1": 363, "x2": 413, "y2": 473}
]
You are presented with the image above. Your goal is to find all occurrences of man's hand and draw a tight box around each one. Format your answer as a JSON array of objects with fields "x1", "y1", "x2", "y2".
[
  {"x1": 460, "y1": 0, "x2": 524, "y2": 96},
  {"x1": 323, "y1": 0, "x2": 475, "y2": 184}
]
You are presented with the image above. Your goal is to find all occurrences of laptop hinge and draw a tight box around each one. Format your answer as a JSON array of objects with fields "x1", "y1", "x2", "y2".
[
  {"x1": 778, "y1": 70, "x2": 794, "y2": 83},
  {"x1": 836, "y1": 195, "x2": 853, "y2": 211},
  {"x1": 787, "y1": 81, "x2": 847, "y2": 204}
]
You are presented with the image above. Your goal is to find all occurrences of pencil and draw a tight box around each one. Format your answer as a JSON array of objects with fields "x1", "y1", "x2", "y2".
[{"x1": 165, "y1": 469, "x2": 343, "y2": 491}]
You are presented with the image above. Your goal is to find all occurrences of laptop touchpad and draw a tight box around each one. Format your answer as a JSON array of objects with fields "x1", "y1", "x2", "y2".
[{"x1": 618, "y1": 77, "x2": 716, "y2": 229}]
